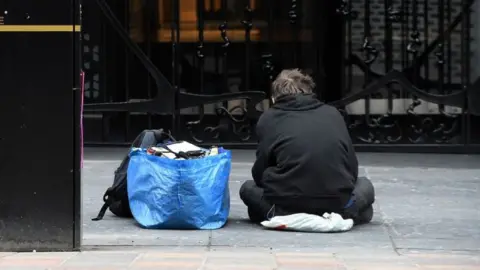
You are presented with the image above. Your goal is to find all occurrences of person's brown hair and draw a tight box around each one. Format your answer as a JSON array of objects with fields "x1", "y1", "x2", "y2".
[{"x1": 271, "y1": 69, "x2": 316, "y2": 99}]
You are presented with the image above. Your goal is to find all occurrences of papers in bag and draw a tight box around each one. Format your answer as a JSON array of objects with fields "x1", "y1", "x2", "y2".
[
  {"x1": 164, "y1": 141, "x2": 202, "y2": 153},
  {"x1": 261, "y1": 213, "x2": 354, "y2": 233},
  {"x1": 135, "y1": 141, "x2": 220, "y2": 160}
]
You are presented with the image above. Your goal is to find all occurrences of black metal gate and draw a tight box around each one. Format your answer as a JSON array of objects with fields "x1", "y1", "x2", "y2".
[{"x1": 82, "y1": 0, "x2": 480, "y2": 153}]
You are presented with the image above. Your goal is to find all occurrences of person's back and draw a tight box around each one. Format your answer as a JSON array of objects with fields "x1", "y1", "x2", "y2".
[
  {"x1": 256, "y1": 94, "x2": 358, "y2": 215},
  {"x1": 240, "y1": 69, "x2": 374, "y2": 224}
]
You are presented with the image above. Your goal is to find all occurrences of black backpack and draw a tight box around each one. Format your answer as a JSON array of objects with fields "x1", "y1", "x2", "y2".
[{"x1": 92, "y1": 129, "x2": 175, "y2": 221}]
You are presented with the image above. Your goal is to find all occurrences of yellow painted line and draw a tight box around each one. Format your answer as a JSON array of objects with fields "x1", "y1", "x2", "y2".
[{"x1": 0, "y1": 25, "x2": 81, "y2": 32}]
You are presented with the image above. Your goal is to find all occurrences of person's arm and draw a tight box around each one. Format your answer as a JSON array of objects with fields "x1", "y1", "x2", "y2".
[
  {"x1": 348, "y1": 144, "x2": 359, "y2": 183},
  {"x1": 344, "y1": 125, "x2": 359, "y2": 183},
  {"x1": 334, "y1": 105, "x2": 359, "y2": 183},
  {"x1": 251, "y1": 139, "x2": 269, "y2": 186},
  {"x1": 251, "y1": 115, "x2": 272, "y2": 187}
]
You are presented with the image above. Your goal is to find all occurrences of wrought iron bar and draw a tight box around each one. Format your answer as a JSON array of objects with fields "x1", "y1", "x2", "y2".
[
  {"x1": 264, "y1": 0, "x2": 275, "y2": 103},
  {"x1": 362, "y1": 0, "x2": 372, "y2": 128},
  {"x1": 437, "y1": 0, "x2": 445, "y2": 95},
  {"x1": 409, "y1": 0, "x2": 420, "y2": 97},
  {"x1": 407, "y1": 0, "x2": 421, "y2": 59},
  {"x1": 100, "y1": 9, "x2": 108, "y2": 142},
  {"x1": 188, "y1": 0, "x2": 206, "y2": 130},
  {"x1": 423, "y1": 0, "x2": 429, "y2": 92},
  {"x1": 412, "y1": 0, "x2": 474, "y2": 73},
  {"x1": 242, "y1": 0, "x2": 252, "y2": 92},
  {"x1": 289, "y1": 0, "x2": 299, "y2": 66},
  {"x1": 384, "y1": 0, "x2": 394, "y2": 112},
  {"x1": 386, "y1": 5, "x2": 402, "y2": 22},
  {"x1": 172, "y1": 0, "x2": 180, "y2": 135},
  {"x1": 400, "y1": 0, "x2": 410, "y2": 68},
  {"x1": 143, "y1": 0, "x2": 155, "y2": 129},
  {"x1": 337, "y1": 0, "x2": 358, "y2": 19},
  {"x1": 336, "y1": 0, "x2": 354, "y2": 95},
  {"x1": 197, "y1": 0, "x2": 205, "y2": 91},
  {"x1": 219, "y1": 0, "x2": 230, "y2": 103},
  {"x1": 124, "y1": 0, "x2": 131, "y2": 142},
  {"x1": 463, "y1": 0, "x2": 471, "y2": 88},
  {"x1": 446, "y1": 0, "x2": 453, "y2": 94},
  {"x1": 400, "y1": 0, "x2": 407, "y2": 69},
  {"x1": 461, "y1": 0, "x2": 472, "y2": 143}
]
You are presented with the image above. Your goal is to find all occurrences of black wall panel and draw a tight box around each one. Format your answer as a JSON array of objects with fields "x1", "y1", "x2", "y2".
[{"x1": 0, "y1": 0, "x2": 81, "y2": 251}]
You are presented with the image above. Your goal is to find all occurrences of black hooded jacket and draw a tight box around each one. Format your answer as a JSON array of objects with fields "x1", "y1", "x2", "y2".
[{"x1": 252, "y1": 94, "x2": 358, "y2": 215}]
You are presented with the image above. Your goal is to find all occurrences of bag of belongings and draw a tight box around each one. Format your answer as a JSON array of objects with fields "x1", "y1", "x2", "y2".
[
  {"x1": 92, "y1": 129, "x2": 175, "y2": 221},
  {"x1": 127, "y1": 141, "x2": 231, "y2": 229}
]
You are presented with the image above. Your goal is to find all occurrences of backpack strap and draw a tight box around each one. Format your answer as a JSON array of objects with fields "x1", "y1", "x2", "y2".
[
  {"x1": 153, "y1": 129, "x2": 176, "y2": 143},
  {"x1": 92, "y1": 203, "x2": 109, "y2": 221},
  {"x1": 92, "y1": 188, "x2": 114, "y2": 221}
]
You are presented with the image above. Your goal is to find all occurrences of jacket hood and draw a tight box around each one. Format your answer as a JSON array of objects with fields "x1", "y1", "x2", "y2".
[{"x1": 272, "y1": 94, "x2": 324, "y2": 111}]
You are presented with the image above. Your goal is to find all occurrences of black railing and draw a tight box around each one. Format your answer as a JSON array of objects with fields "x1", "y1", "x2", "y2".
[{"x1": 82, "y1": 0, "x2": 480, "y2": 153}]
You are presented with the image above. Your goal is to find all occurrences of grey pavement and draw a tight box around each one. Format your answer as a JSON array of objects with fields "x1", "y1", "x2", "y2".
[
  {"x1": 81, "y1": 149, "x2": 480, "y2": 255},
  {"x1": 0, "y1": 150, "x2": 478, "y2": 269}
]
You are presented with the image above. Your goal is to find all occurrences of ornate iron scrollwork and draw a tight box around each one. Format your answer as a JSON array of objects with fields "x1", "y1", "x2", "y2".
[
  {"x1": 405, "y1": 87, "x2": 460, "y2": 144},
  {"x1": 289, "y1": 0, "x2": 298, "y2": 24},
  {"x1": 435, "y1": 43, "x2": 445, "y2": 65},
  {"x1": 196, "y1": 44, "x2": 204, "y2": 59},
  {"x1": 83, "y1": 0, "x2": 475, "y2": 148},
  {"x1": 261, "y1": 53, "x2": 275, "y2": 82},
  {"x1": 241, "y1": 6, "x2": 253, "y2": 31},
  {"x1": 348, "y1": 115, "x2": 403, "y2": 144},
  {"x1": 185, "y1": 14, "x2": 261, "y2": 143},
  {"x1": 406, "y1": 111, "x2": 460, "y2": 144},
  {"x1": 188, "y1": 106, "x2": 253, "y2": 143},
  {"x1": 406, "y1": 99, "x2": 422, "y2": 115},
  {"x1": 187, "y1": 6, "x2": 207, "y2": 128},
  {"x1": 218, "y1": 22, "x2": 230, "y2": 53},
  {"x1": 404, "y1": 36, "x2": 459, "y2": 144},
  {"x1": 407, "y1": 31, "x2": 422, "y2": 55},
  {"x1": 361, "y1": 37, "x2": 379, "y2": 65},
  {"x1": 387, "y1": 6, "x2": 402, "y2": 22},
  {"x1": 349, "y1": 0, "x2": 474, "y2": 87},
  {"x1": 336, "y1": 0, "x2": 358, "y2": 19}
]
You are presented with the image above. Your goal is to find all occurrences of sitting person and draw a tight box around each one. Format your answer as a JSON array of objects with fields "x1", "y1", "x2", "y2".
[{"x1": 240, "y1": 69, "x2": 375, "y2": 224}]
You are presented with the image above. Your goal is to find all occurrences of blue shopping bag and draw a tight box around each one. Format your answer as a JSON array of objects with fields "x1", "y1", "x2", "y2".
[{"x1": 127, "y1": 148, "x2": 231, "y2": 229}]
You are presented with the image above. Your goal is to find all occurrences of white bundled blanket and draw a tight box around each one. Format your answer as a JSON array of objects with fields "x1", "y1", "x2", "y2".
[{"x1": 260, "y1": 212, "x2": 354, "y2": 233}]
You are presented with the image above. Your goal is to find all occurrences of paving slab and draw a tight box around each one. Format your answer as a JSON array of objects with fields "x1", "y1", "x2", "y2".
[
  {"x1": 82, "y1": 149, "x2": 480, "y2": 256},
  {"x1": 367, "y1": 167, "x2": 480, "y2": 251},
  {"x1": 0, "y1": 247, "x2": 478, "y2": 269}
]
